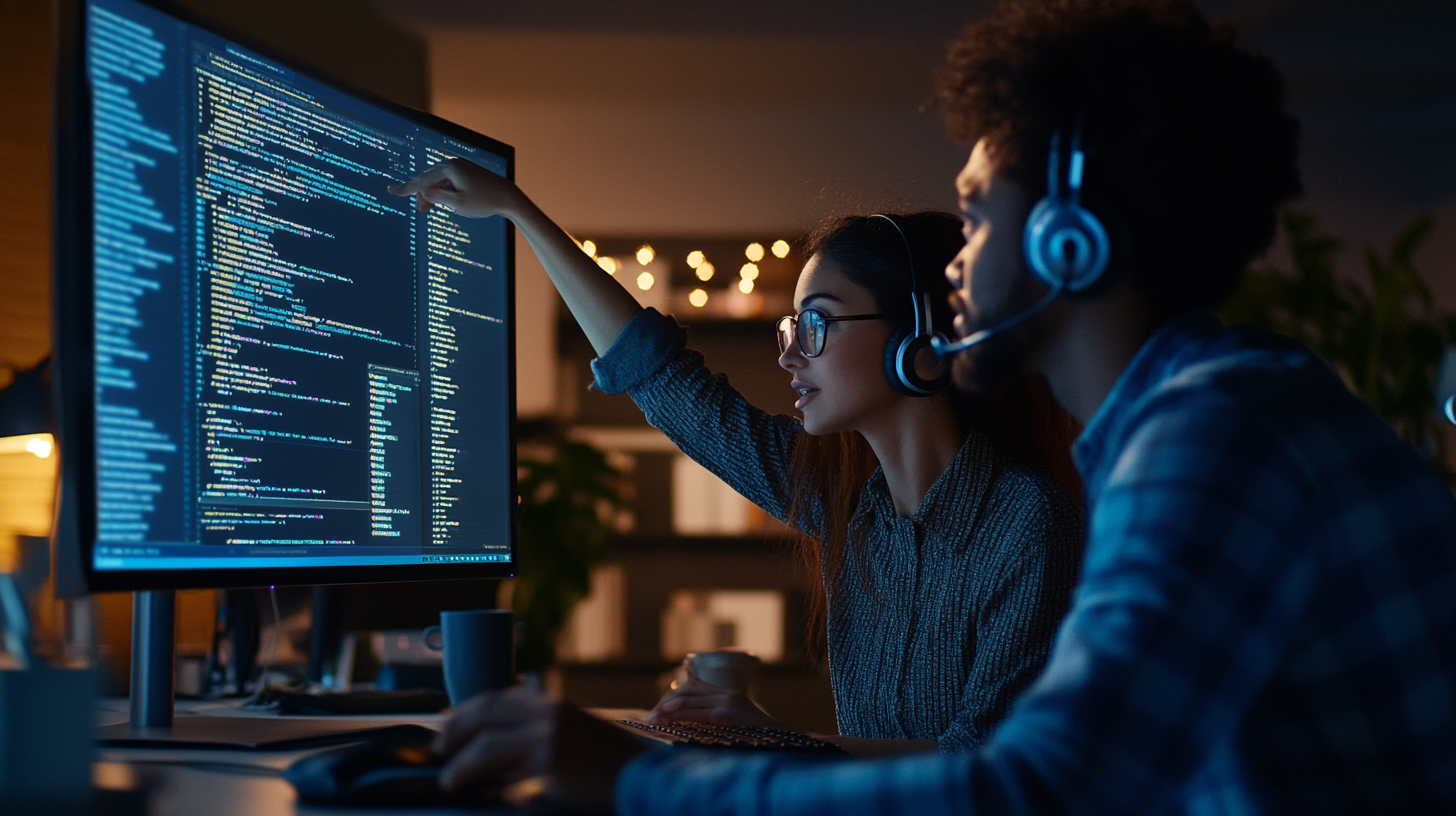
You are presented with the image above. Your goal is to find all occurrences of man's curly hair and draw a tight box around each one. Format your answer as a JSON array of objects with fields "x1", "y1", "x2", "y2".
[{"x1": 936, "y1": 0, "x2": 1302, "y2": 318}]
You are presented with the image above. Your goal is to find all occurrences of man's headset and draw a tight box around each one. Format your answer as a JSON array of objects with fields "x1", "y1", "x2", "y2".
[
  {"x1": 930, "y1": 129, "x2": 1111, "y2": 357},
  {"x1": 871, "y1": 214, "x2": 952, "y2": 397}
]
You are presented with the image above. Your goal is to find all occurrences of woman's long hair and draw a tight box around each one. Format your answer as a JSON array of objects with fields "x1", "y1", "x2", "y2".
[{"x1": 786, "y1": 212, "x2": 1082, "y2": 654}]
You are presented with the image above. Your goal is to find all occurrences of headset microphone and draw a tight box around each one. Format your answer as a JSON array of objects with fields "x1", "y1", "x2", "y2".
[
  {"x1": 933, "y1": 128, "x2": 1109, "y2": 358},
  {"x1": 930, "y1": 281, "x2": 1063, "y2": 356}
]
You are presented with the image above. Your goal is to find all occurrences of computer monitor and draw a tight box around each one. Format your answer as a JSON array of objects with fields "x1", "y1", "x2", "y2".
[{"x1": 51, "y1": 0, "x2": 517, "y2": 744}]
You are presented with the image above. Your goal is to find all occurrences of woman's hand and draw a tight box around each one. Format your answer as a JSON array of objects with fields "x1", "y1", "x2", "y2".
[
  {"x1": 645, "y1": 676, "x2": 785, "y2": 730},
  {"x1": 387, "y1": 158, "x2": 525, "y2": 219},
  {"x1": 433, "y1": 687, "x2": 646, "y2": 813},
  {"x1": 389, "y1": 156, "x2": 640, "y2": 356}
]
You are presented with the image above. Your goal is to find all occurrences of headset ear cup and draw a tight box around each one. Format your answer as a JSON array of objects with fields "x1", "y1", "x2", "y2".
[
  {"x1": 1023, "y1": 199, "x2": 1110, "y2": 294},
  {"x1": 885, "y1": 326, "x2": 950, "y2": 397}
]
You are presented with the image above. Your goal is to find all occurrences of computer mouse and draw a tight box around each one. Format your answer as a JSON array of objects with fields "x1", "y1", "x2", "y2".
[{"x1": 287, "y1": 724, "x2": 467, "y2": 806}]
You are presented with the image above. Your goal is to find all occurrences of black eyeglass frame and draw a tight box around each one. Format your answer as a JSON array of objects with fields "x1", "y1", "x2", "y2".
[{"x1": 775, "y1": 309, "x2": 889, "y2": 358}]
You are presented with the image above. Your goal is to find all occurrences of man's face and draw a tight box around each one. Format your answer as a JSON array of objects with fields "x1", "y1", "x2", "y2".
[{"x1": 945, "y1": 139, "x2": 1045, "y2": 392}]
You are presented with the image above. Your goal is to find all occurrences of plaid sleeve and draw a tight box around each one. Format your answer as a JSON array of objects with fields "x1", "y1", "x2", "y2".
[
  {"x1": 617, "y1": 749, "x2": 976, "y2": 816},
  {"x1": 616, "y1": 380, "x2": 1323, "y2": 816},
  {"x1": 980, "y1": 380, "x2": 1324, "y2": 811}
]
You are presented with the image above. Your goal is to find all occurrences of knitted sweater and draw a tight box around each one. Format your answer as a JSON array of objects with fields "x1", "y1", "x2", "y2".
[{"x1": 591, "y1": 309, "x2": 1084, "y2": 751}]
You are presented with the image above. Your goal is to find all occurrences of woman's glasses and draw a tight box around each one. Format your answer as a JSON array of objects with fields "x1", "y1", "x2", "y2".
[{"x1": 775, "y1": 309, "x2": 888, "y2": 358}]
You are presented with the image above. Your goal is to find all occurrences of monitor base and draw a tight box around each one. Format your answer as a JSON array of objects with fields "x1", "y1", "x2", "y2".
[{"x1": 96, "y1": 717, "x2": 423, "y2": 751}]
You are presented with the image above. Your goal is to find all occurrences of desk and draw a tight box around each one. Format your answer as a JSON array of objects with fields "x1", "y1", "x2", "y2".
[{"x1": 95, "y1": 698, "x2": 527, "y2": 815}]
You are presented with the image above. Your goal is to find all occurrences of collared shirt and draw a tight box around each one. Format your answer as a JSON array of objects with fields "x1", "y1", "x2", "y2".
[
  {"x1": 617, "y1": 312, "x2": 1456, "y2": 815},
  {"x1": 592, "y1": 308, "x2": 1083, "y2": 751}
]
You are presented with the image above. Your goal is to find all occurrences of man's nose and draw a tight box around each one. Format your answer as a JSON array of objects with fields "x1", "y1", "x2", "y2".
[{"x1": 945, "y1": 255, "x2": 966, "y2": 290}]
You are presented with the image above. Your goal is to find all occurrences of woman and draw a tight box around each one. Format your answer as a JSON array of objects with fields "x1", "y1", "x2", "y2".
[{"x1": 389, "y1": 160, "x2": 1083, "y2": 755}]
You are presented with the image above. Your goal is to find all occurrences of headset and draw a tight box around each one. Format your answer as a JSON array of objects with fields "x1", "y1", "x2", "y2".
[
  {"x1": 930, "y1": 128, "x2": 1111, "y2": 357},
  {"x1": 871, "y1": 213, "x2": 952, "y2": 397}
]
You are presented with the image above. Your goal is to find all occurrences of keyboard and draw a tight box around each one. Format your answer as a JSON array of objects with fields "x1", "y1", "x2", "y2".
[{"x1": 616, "y1": 720, "x2": 844, "y2": 754}]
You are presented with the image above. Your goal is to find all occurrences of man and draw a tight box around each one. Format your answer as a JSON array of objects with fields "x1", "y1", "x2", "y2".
[{"x1": 430, "y1": 1, "x2": 1456, "y2": 813}]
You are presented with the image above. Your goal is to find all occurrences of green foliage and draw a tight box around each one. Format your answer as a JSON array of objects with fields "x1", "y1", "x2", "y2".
[
  {"x1": 511, "y1": 431, "x2": 626, "y2": 673},
  {"x1": 1221, "y1": 208, "x2": 1451, "y2": 480}
]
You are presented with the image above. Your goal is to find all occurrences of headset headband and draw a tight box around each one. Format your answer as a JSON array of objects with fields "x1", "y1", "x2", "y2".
[{"x1": 870, "y1": 213, "x2": 932, "y2": 339}]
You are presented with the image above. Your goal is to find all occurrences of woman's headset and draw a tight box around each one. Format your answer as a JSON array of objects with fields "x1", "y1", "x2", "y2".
[
  {"x1": 930, "y1": 128, "x2": 1111, "y2": 357},
  {"x1": 871, "y1": 214, "x2": 953, "y2": 397}
]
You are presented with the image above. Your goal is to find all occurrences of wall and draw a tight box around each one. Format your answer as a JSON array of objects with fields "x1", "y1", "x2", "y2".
[
  {"x1": 0, "y1": 0, "x2": 54, "y2": 377},
  {"x1": 410, "y1": 2, "x2": 1456, "y2": 402}
]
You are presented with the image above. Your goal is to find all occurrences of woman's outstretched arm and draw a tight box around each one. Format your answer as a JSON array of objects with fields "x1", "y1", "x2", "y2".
[
  {"x1": 388, "y1": 158, "x2": 639, "y2": 356},
  {"x1": 393, "y1": 158, "x2": 816, "y2": 531}
]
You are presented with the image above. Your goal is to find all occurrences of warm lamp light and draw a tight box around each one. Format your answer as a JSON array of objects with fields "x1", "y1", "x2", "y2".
[
  {"x1": 738, "y1": 278, "x2": 755, "y2": 294},
  {"x1": 771, "y1": 240, "x2": 790, "y2": 259},
  {"x1": 695, "y1": 262, "x2": 715, "y2": 282},
  {"x1": 581, "y1": 240, "x2": 597, "y2": 257},
  {"x1": 686, "y1": 250, "x2": 705, "y2": 268},
  {"x1": 0, "y1": 433, "x2": 54, "y2": 459},
  {"x1": 745, "y1": 242, "x2": 764, "y2": 262},
  {"x1": 689, "y1": 289, "x2": 709, "y2": 308},
  {"x1": 636, "y1": 271, "x2": 655, "y2": 291},
  {"x1": 636, "y1": 245, "x2": 655, "y2": 266},
  {"x1": 739, "y1": 263, "x2": 759, "y2": 281},
  {"x1": 597, "y1": 256, "x2": 619, "y2": 274}
]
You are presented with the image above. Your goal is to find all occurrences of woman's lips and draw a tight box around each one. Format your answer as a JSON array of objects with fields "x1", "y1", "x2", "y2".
[{"x1": 792, "y1": 381, "x2": 819, "y2": 410}]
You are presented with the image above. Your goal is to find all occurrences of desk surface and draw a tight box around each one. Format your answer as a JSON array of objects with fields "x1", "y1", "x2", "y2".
[{"x1": 96, "y1": 698, "x2": 606, "y2": 815}]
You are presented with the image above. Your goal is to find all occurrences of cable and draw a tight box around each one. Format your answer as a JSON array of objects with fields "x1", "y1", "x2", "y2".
[{"x1": 245, "y1": 586, "x2": 284, "y2": 703}]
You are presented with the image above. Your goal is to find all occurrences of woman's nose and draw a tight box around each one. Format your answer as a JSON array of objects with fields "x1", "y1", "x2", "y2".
[{"x1": 778, "y1": 339, "x2": 806, "y2": 371}]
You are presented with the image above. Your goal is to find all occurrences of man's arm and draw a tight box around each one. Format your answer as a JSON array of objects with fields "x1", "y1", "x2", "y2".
[{"x1": 614, "y1": 392, "x2": 1322, "y2": 815}]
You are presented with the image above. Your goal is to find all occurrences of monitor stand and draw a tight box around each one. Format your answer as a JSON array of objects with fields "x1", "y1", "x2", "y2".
[{"x1": 95, "y1": 590, "x2": 413, "y2": 750}]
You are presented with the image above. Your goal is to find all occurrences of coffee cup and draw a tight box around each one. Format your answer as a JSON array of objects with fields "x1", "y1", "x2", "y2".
[
  {"x1": 423, "y1": 609, "x2": 515, "y2": 706},
  {"x1": 685, "y1": 650, "x2": 760, "y2": 694}
]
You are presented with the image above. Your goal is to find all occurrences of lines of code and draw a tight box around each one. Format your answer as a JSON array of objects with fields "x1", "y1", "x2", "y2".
[
  {"x1": 86, "y1": 0, "x2": 514, "y2": 570},
  {"x1": 88, "y1": 6, "x2": 184, "y2": 545},
  {"x1": 190, "y1": 43, "x2": 421, "y2": 546},
  {"x1": 421, "y1": 146, "x2": 508, "y2": 546}
]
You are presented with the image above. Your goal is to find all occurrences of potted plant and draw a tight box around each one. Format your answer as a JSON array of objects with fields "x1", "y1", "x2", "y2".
[
  {"x1": 1222, "y1": 209, "x2": 1452, "y2": 480},
  {"x1": 510, "y1": 421, "x2": 627, "y2": 673}
]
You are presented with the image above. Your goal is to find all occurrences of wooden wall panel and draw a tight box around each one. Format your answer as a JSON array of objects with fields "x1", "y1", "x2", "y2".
[{"x1": 0, "y1": 0, "x2": 54, "y2": 377}]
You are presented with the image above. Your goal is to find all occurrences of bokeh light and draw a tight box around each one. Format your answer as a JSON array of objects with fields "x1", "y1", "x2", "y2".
[
  {"x1": 745, "y1": 242, "x2": 764, "y2": 262},
  {"x1": 597, "y1": 256, "x2": 619, "y2": 274},
  {"x1": 636, "y1": 271, "x2": 655, "y2": 291},
  {"x1": 689, "y1": 289, "x2": 709, "y2": 308},
  {"x1": 581, "y1": 240, "x2": 597, "y2": 257},
  {"x1": 696, "y1": 261, "x2": 715, "y2": 281},
  {"x1": 25, "y1": 436, "x2": 52, "y2": 459},
  {"x1": 738, "y1": 278, "x2": 755, "y2": 294},
  {"x1": 771, "y1": 240, "x2": 790, "y2": 258},
  {"x1": 686, "y1": 250, "x2": 705, "y2": 268},
  {"x1": 636, "y1": 245, "x2": 656, "y2": 266},
  {"x1": 739, "y1": 263, "x2": 759, "y2": 281}
]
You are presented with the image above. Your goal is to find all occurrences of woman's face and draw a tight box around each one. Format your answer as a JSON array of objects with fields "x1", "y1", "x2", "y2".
[{"x1": 778, "y1": 254, "x2": 900, "y2": 435}]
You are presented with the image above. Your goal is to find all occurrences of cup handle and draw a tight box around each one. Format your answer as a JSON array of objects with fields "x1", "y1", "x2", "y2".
[{"x1": 423, "y1": 625, "x2": 443, "y2": 651}]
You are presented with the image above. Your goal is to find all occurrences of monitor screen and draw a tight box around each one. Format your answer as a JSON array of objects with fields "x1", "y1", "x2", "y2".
[{"x1": 54, "y1": 0, "x2": 516, "y2": 590}]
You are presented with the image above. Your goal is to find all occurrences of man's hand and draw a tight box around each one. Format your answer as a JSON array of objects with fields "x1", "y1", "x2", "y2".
[
  {"x1": 646, "y1": 676, "x2": 785, "y2": 730},
  {"x1": 433, "y1": 688, "x2": 647, "y2": 814},
  {"x1": 387, "y1": 158, "x2": 525, "y2": 218}
]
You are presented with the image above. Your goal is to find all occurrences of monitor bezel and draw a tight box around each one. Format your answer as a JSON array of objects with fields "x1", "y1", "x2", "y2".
[{"x1": 53, "y1": 0, "x2": 519, "y2": 591}]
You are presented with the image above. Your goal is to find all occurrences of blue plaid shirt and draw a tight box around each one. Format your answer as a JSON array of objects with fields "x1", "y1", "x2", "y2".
[{"x1": 617, "y1": 313, "x2": 1456, "y2": 815}]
